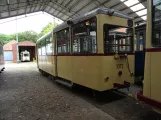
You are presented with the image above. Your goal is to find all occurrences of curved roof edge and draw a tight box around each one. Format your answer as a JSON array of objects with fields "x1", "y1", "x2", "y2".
[
  {"x1": 36, "y1": 31, "x2": 53, "y2": 43},
  {"x1": 54, "y1": 8, "x2": 133, "y2": 32},
  {"x1": 84, "y1": 8, "x2": 133, "y2": 20}
]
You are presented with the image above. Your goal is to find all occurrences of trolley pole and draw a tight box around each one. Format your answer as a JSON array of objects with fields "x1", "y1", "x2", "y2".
[{"x1": 16, "y1": 17, "x2": 19, "y2": 63}]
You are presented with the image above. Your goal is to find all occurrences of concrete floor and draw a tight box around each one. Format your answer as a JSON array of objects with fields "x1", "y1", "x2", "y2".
[
  {"x1": 0, "y1": 62, "x2": 161, "y2": 120},
  {"x1": 0, "y1": 62, "x2": 115, "y2": 120}
]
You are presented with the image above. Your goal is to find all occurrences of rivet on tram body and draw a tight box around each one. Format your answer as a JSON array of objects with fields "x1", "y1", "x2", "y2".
[
  {"x1": 118, "y1": 71, "x2": 122, "y2": 76},
  {"x1": 105, "y1": 77, "x2": 109, "y2": 82}
]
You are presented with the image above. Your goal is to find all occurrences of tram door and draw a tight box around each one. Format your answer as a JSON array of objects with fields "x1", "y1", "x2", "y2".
[{"x1": 135, "y1": 24, "x2": 146, "y2": 82}]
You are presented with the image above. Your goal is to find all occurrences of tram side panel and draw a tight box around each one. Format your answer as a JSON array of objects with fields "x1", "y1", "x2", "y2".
[
  {"x1": 150, "y1": 52, "x2": 161, "y2": 102},
  {"x1": 72, "y1": 56, "x2": 101, "y2": 91},
  {"x1": 57, "y1": 56, "x2": 73, "y2": 81},
  {"x1": 46, "y1": 55, "x2": 53, "y2": 75},
  {"x1": 37, "y1": 55, "x2": 43, "y2": 72},
  {"x1": 143, "y1": 52, "x2": 151, "y2": 98},
  {"x1": 41, "y1": 56, "x2": 46, "y2": 72},
  {"x1": 38, "y1": 55, "x2": 57, "y2": 76}
]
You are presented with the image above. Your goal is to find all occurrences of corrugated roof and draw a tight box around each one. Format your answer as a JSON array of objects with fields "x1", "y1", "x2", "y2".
[
  {"x1": 3, "y1": 40, "x2": 36, "y2": 51},
  {"x1": 18, "y1": 41, "x2": 36, "y2": 46},
  {"x1": 0, "y1": 0, "x2": 147, "y2": 24}
]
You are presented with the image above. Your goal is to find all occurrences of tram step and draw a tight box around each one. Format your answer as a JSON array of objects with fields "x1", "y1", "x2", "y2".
[{"x1": 55, "y1": 79, "x2": 73, "y2": 88}]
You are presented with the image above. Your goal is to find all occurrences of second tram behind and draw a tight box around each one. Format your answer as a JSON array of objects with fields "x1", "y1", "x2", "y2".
[
  {"x1": 37, "y1": 8, "x2": 135, "y2": 92},
  {"x1": 137, "y1": 0, "x2": 161, "y2": 113},
  {"x1": 20, "y1": 50, "x2": 30, "y2": 62}
]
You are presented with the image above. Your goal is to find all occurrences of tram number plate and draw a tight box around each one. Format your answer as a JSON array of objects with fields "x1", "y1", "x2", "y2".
[{"x1": 116, "y1": 64, "x2": 124, "y2": 69}]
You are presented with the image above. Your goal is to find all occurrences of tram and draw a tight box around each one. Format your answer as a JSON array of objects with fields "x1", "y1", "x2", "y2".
[
  {"x1": 37, "y1": 8, "x2": 135, "y2": 91},
  {"x1": 137, "y1": 0, "x2": 161, "y2": 113},
  {"x1": 20, "y1": 50, "x2": 30, "y2": 62},
  {"x1": 0, "y1": 42, "x2": 5, "y2": 73},
  {"x1": 135, "y1": 23, "x2": 146, "y2": 83}
]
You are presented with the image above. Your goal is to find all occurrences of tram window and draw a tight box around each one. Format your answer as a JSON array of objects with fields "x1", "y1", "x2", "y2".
[
  {"x1": 136, "y1": 32, "x2": 144, "y2": 51},
  {"x1": 24, "y1": 54, "x2": 29, "y2": 56},
  {"x1": 72, "y1": 17, "x2": 97, "y2": 54},
  {"x1": 46, "y1": 35, "x2": 53, "y2": 55},
  {"x1": 37, "y1": 42, "x2": 42, "y2": 55},
  {"x1": 41, "y1": 39, "x2": 46, "y2": 55},
  {"x1": 104, "y1": 24, "x2": 133, "y2": 53},
  {"x1": 56, "y1": 28, "x2": 70, "y2": 54},
  {"x1": 152, "y1": 0, "x2": 161, "y2": 46}
]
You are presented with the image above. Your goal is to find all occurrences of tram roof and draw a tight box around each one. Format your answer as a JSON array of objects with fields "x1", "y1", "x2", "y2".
[
  {"x1": 36, "y1": 7, "x2": 133, "y2": 43},
  {"x1": 0, "y1": 0, "x2": 147, "y2": 25},
  {"x1": 54, "y1": 8, "x2": 133, "y2": 32}
]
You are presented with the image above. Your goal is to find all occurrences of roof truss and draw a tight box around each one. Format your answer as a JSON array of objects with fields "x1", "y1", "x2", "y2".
[{"x1": 0, "y1": 0, "x2": 147, "y2": 24}]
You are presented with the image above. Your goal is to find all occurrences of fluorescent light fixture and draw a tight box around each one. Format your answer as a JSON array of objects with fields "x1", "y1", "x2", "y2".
[
  {"x1": 124, "y1": 0, "x2": 138, "y2": 6},
  {"x1": 136, "y1": 9, "x2": 147, "y2": 16},
  {"x1": 130, "y1": 4, "x2": 145, "y2": 11},
  {"x1": 120, "y1": 0, "x2": 147, "y2": 21},
  {"x1": 141, "y1": 16, "x2": 147, "y2": 20}
]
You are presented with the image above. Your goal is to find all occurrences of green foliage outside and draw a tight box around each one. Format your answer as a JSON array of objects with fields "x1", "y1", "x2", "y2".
[
  {"x1": 0, "y1": 34, "x2": 15, "y2": 44},
  {"x1": 38, "y1": 22, "x2": 55, "y2": 38},
  {"x1": 0, "y1": 22, "x2": 55, "y2": 44}
]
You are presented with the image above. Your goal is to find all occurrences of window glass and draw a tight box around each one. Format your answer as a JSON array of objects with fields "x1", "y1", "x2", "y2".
[
  {"x1": 41, "y1": 39, "x2": 46, "y2": 55},
  {"x1": 152, "y1": 0, "x2": 161, "y2": 46},
  {"x1": 42, "y1": 46, "x2": 46, "y2": 55},
  {"x1": 56, "y1": 28, "x2": 70, "y2": 54},
  {"x1": 72, "y1": 17, "x2": 97, "y2": 54},
  {"x1": 24, "y1": 54, "x2": 29, "y2": 56},
  {"x1": 104, "y1": 24, "x2": 133, "y2": 53},
  {"x1": 46, "y1": 35, "x2": 53, "y2": 55},
  {"x1": 38, "y1": 49, "x2": 41, "y2": 55},
  {"x1": 37, "y1": 42, "x2": 42, "y2": 55},
  {"x1": 136, "y1": 32, "x2": 144, "y2": 51}
]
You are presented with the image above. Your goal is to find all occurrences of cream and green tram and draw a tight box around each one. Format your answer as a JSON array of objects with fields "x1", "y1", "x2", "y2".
[
  {"x1": 137, "y1": 0, "x2": 161, "y2": 113},
  {"x1": 36, "y1": 8, "x2": 134, "y2": 92}
]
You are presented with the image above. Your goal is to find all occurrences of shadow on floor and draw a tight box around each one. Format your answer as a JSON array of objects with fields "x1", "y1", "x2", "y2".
[{"x1": 48, "y1": 77, "x2": 161, "y2": 120}]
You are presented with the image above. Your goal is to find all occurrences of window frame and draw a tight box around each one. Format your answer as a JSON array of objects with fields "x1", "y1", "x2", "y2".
[
  {"x1": 71, "y1": 17, "x2": 97, "y2": 54},
  {"x1": 37, "y1": 41, "x2": 42, "y2": 56},
  {"x1": 46, "y1": 34, "x2": 53, "y2": 55},
  {"x1": 135, "y1": 29, "x2": 146, "y2": 51},
  {"x1": 103, "y1": 24, "x2": 134, "y2": 54},
  {"x1": 56, "y1": 27, "x2": 70, "y2": 54}
]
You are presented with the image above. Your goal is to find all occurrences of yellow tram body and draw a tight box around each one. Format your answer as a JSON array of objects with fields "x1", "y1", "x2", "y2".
[
  {"x1": 137, "y1": 0, "x2": 161, "y2": 113},
  {"x1": 37, "y1": 8, "x2": 134, "y2": 92}
]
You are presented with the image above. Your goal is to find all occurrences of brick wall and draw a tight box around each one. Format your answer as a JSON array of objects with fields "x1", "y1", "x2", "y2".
[{"x1": 12, "y1": 44, "x2": 17, "y2": 63}]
